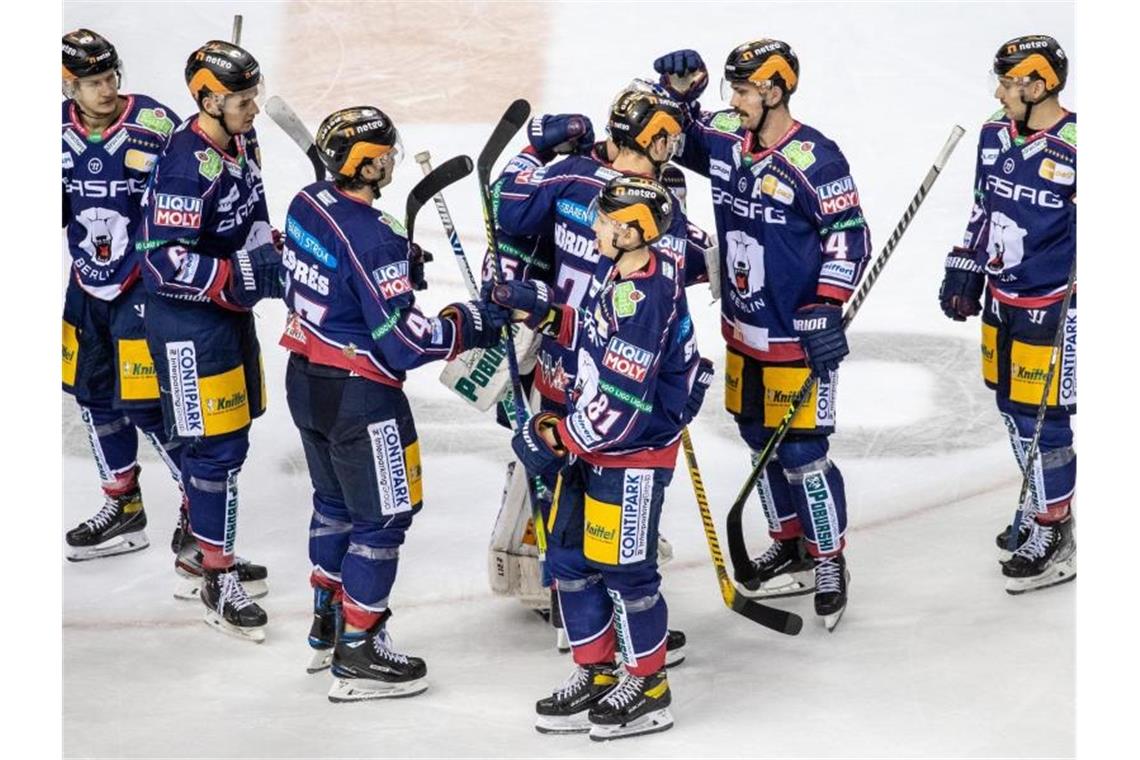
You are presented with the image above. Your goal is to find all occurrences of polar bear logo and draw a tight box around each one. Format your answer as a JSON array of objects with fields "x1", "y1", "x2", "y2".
[
  {"x1": 725, "y1": 230, "x2": 766, "y2": 298},
  {"x1": 78, "y1": 207, "x2": 129, "y2": 266},
  {"x1": 985, "y1": 211, "x2": 1028, "y2": 275}
]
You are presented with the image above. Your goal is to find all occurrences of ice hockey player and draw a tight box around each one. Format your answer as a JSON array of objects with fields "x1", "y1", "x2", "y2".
[
  {"x1": 490, "y1": 175, "x2": 711, "y2": 741},
  {"x1": 137, "y1": 40, "x2": 278, "y2": 641},
  {"x1": 938, "y1": 35, "x2": 1076, "y2": 594},
  {"x1": 653, "y1": 39, "x2": 872, "y2": 629},
  {"x1": 279, "y1": 106, "x2": 510, "y2": 700},
  {"x1": 491, "y1": 92, "x2": 708, "y2": 658},
  {"x1": 61, "y1": 29, "x2": 187, "y2": 563}
]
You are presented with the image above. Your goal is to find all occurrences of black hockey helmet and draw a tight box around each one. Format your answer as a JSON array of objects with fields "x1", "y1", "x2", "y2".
[
  {"x1": 594, "y1": 175, "x2": 674, "y2": 246},
  {"x1": 993, "y1": 35, "x2": 1068, "y2": 94},
  {"x1": 315, "y1": 106, "x2": 403, "y2": 190},
  {"x1": 722, "y1": 38, "x2": 799, "y2": 98},
  {"x1": 184, "y1": 40, "x2": 262, "y2": 106},
  {"x1": 608, "y1": 91, "x2": 685, "y2": 163},
  {"x1": 62, "y1": 28, "x2": 120, "y2": 82}
]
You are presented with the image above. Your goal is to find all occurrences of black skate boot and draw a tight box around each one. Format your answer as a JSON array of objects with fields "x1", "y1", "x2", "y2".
[
  {"x1": 665, "y1": 629, "x2": 686, "y2": 668},
  {"x1": 1001, "y1": 516, "x2": 1076, "y2": 595},
  {"x1": 328, "y1": 609, "x2": 428, "y2": 701},
  {"x1": 535, "y1": 663, "x2": 618, "y2": 734},
  {"x1": 201, "y1": 566, "x2": 268, "y2": 643},
  {"x1": 65, "y1": 481, "x2": 149, "y2": 562},
  {"x1": 175, "y1": 540, "x2": 268, "y2": 600},
  {"x1": 306, "y1": 586, "x2": 342, "y2": 674},
  {"x1": 814, "y1": 553, "x2": 849, "y2": 632},
  {"x1": 170, "y1": 496, "x2": 192, "y2": 554},
  {"x1": 738, "y1": 536, "x2": 815, "y2": 598},
  {"x1": 995, "y1": 520, "x2": 1034, "y2": 560},
  {"x1": 587, "y1": 669, "x2": 674, "y2": 741}
]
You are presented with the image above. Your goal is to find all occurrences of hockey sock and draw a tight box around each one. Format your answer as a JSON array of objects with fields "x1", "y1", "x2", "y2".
[
  {"x1": 309, "y1": 494, "x2": 352, "y2": 576},
  {"x1": 78, "y1": 401, "x2": 139, "y2": 488},
  {"x1": 1002, "y1": 408, "x2": 1075, "y2": 524},
  {"x1": 554, "y1": 573, "x2": 615, "y2": 665},
  {"x1": 750, "y1": 451, "x2": 801, "y2": 539},
  {"x1": 341, "y1": 520, "x2": 408, "y2": 631},
  {"x1": 606, "y1": 585, "x2": 668, "y2": 677},
  {"x1": 786, "y1": 458, "x2": 848, "y2": 558},
  {"x1": 182, "y1": 431, "x2": 249, "y2": 566},
  {"x1": 129, "y1": 405, "x2": 185, "y2": 483}
]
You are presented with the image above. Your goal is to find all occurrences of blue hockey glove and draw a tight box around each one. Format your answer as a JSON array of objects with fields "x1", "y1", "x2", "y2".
[
  {"x1": 511, "y1": 412, "x2": 566, "y2": 480},
  {"x1": 409, "y1": 242, "x2": 434, "y2": 291},
  {"x1": 488, "y1": 279, "x2": 561, "y2": 333},
  {"x1": 653, "y1": 49, "x2": 709, "y2": 102},
  {"x1": 528, "y1": 114, "x2": 595, "y2": 163},
  {"x1": 440, "y1": 300, "x2": 511, "y2": 352},
  {"x1": 793, "y1": 303, "x2": 849, "y2": 376},
  {"x1": 681, "y1": 358, "x2": 714, "y2": 425},
  {"x1": 939, "y1": 248, "x2": 985, "y2": 321},
  {"x1": 227, "y1": 243, "x2": 285, "y2": 308}
]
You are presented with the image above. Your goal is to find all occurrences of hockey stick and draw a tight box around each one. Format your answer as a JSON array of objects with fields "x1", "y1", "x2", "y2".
[
  {"x1": 264, "y1": 95, "x2": 327, "y2": 182},
  {"x1": 231, "y1": 14, "x2": 243, "y2": 44},
  {"x1": 405, "y1": 155, "x2": 474, "y2": 247},
  {"x1": 1005, "y1": 241, "x2": 1077, "y2": 550},
  {"x1": 681, "y1": 429, "x2": 803, "y2": 635},
  {"x1": 726, "y1": 125, "x2": 967, "y2": 582},
  {"x1": 414, "y1": 151, "x2": 480, "y2": 295},
  {"x1": 476, "y1": 99, "x2": 551, "y2": 555}
]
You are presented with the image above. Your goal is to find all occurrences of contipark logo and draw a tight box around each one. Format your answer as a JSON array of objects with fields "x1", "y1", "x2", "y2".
[
  {"x1": 369, "y1": 419, "x2": 412, "y2": 516},
  {"x1": 620, "y1": 470, "x2": 653, "y2": 563},
  {"x1": 166, "y1": 342, "x2": 204, "y2": 436},
  {"x1": 1060, "y1": 312, "x2": 1077, "y2": 405}
]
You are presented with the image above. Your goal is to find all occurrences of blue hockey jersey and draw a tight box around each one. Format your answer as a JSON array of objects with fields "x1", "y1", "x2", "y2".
[
  {"x1": 62, "y1": 95, "x2": 180, "y2": 300},
  {"x1": 278, "y1": 181, "x2": 461, "y2": 387},
  {"x1": 676, "y1": 111, "x2": 871, "y2": 362},
  {"x1": 496, "y1": 150, "x2": 706, "y2": 406},
  {"x1": 959, "y1": 111, "x2": 1076, "y2": 306},
  {"x1": 550, "y1": 250, "x2": 700, "y2": 469},
  {"x1": 137, "y1": 117, "x2": 272, "y2": 309}
]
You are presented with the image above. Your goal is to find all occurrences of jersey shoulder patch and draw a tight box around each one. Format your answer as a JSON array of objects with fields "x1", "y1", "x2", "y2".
[
  {"x1": 1058, "y1": 121, "x2": 1076, "y2": 147},
  {"x1": 708, "y1": 110, "x2": 743, "y2": 134},
  {"x1": 133, "y1": 103, "x2": 176, "y2": 138}
]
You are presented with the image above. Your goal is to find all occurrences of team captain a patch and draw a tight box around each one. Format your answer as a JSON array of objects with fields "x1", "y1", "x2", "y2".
[{"x1": 368, "y1": 419, "x2": 413, "y2": 516}]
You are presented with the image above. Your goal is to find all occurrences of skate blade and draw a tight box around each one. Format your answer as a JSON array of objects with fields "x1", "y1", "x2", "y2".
[
  {"x1": 535, "y1": 712, "x2": 592, "y2": 734},
  {"x1": 665, "y1": 648, "x2": 685, "y2": 669},
  {"x1": 306, "y1": 649, "x2": 333, "y2": 674},
  {"x1": 588, "y1": 708, "x2": 674, "y2": 742},
  {"x1": 737, "y1": 570, "x2": 815, "y2": 599},
  {"x1": 174, "y1": 577, "x2": 268, "y2": 601},
  {"x1": 822, "y1": 606, "x2": 847, "y2": 632},
  {"x1": 327, "y1": 676, "x2": 428, "y2": 702},
  {"x1": 65, "y1": 530, "x2": 150, "y2": 562},
  {"x1": 1005, "y1": 557, "x2": 1077, "y2": 595},
  {"x1": 202, "y1": 610, "x2": 266, "y2": 643}
]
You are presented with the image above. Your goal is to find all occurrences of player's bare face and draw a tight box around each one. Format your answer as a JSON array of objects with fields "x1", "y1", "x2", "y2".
[
  {"x1": 220, "y1": 88, "x2": 261, "y2": 134},
  {"x1": 728, "y1": 82, "x2": 765, "y2": 131},
  {"x1": 993, "y1": 76, "x2": 1039, "y2": 121},
  {"x1": 72, "y1": 70, "x2": 120, "y2": 119}
]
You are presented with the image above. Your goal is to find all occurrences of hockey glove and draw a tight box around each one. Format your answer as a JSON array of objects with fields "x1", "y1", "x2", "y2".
[
  {"x1": 226, "y1": 243, "x2": 286, "y2": 308},
  {"x1": 511, "y1": 412, "x2": 566, "y2": 481},
  {"x1": 793, "y1": 303, "x2": 849, "y2": 376},
  {"x1": 939, "y1": 248, "x2": 985, "y2": 321},
  {"x1": 488, "y1": 280, "x2": 563, "y2": 334},
  {"x1": 271, "y1": 226, "x2": 285, "y2": 252},
  {"x1": 409, "y1": 242, "x2": 434, "y2": 291},
  {"x1": 440, "y1": 300, "x2": 511, "y2": 354},
  {"x1": 653, "y1": 49, "x2": 709, "y2": 102},
  {"x1": 681, "y1": 358, "x2": 715, "y2": 426},
  {"x1": 528, "y1": 114, "x2": 595, "y2": 163}
]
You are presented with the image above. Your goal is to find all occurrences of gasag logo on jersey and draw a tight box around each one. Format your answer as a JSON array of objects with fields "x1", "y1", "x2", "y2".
[
  {"x1": 166, "y1": 341, "x2": 204, "y2": 436},
  {"x1": 372, "y1": 261, "x2": 412, "y2": 299},
  {"x1": 709, "y1": 158, "x2": 732, "y2": 181},
  {"x1": 985, "y1": 175, "x2": 1064, "y2": 208},
  {"x1": 285, "y1": 216, "x2": 338, "y2": 269},
  {"x1": 620, "y1": 469, "x2": 654, "y2": 563},
  {"x1": 368, "y1": 419, "x2": 413, "y2": 516},
  {"x1": 1039, "y1": 158, "x2": 1075, "y2": 186},
  {"x1": 154, "y1": 193, "x2": 203, "y2": 229},
  {"x1": 712, "y1": 187, "x2": 787, "y2": 223},
  {"x1": 603, "y1": 337, "x2": 653, "y2": 382},
  {"x1": 981, "y1": 148, "x2": 999, "y2": 166},
  {"x1": 556, "y1": 199, "x2": 595, "y2": 226}
]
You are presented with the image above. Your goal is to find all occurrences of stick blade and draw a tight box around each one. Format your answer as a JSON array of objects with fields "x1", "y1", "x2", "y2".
[
  {"x1": 476, "y1": 99, "x2": 531, "y2": 182},
  {"x1": 405, "y1": 154, "x2": 474, "y2": 243},
  {"x1": 731, "y1": 590, "x2": 804, "y2": 635}
]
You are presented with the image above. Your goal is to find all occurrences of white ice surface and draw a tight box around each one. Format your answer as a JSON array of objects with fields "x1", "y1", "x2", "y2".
[{"x1": 62, "y1": 2, "x2": 1075, "y2": 757}]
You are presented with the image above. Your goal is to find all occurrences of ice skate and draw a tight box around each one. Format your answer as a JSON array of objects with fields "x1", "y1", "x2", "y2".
[
  {"x1": 201, "y1": 567, "x2": 267, "y2": 643},
  {"x1": 65, "y1": 486, "x2": 149, "y2": 562},
  {"x1": 587, "y1": 669, "x2": 674, "y2": 741},
  {"x1": 665, "y1": 629, "x2": 686, "y2": 668},
  {"x1": 736, "y1": 536, "x2": 815, "y2": 599},
  {"x1": 814, "y1": 553, "x2": 849, "y2": 632},
  {"x1": 175, "y1": 540, "x2": 268, "y2": 600},
  {"x1": 995, "y1": 520, "x2": 1034, "y2": 562},
  {"x1": 535, "y1": 663, "x2": 619, "y2": 734},
  {"x1": 328, "y1": 610, "x2": 427, "y2": 701},
  {"x1": 1002, "y1": 517, "x2": 1076, "y2": 595},
  {"x1": 307, "y1": 586, "x2": 341, "y2": 673}
]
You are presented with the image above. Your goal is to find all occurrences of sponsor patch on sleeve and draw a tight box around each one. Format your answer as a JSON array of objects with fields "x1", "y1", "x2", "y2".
[
  {"x1": 154, "y1": 193, "x2": 203, "y2": 229},
  {"x1": 372, "y1": 260, "x2": 412, "y2": 299},
  {"x1": 602, "y1": 337, "x2": 653, "y2": 382},
  {"x1": 124, "y1": 149, "x2": 157, "y2": 173},
  {"x1": 820, "y1": 260, "x2": 858, "y2": 285},
  {"x1": 981, "y1": 148, "x2": 999, "y2": 166},
  {"x1": 709, "y1": 158, "x2": 732, "y2": 181}
]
